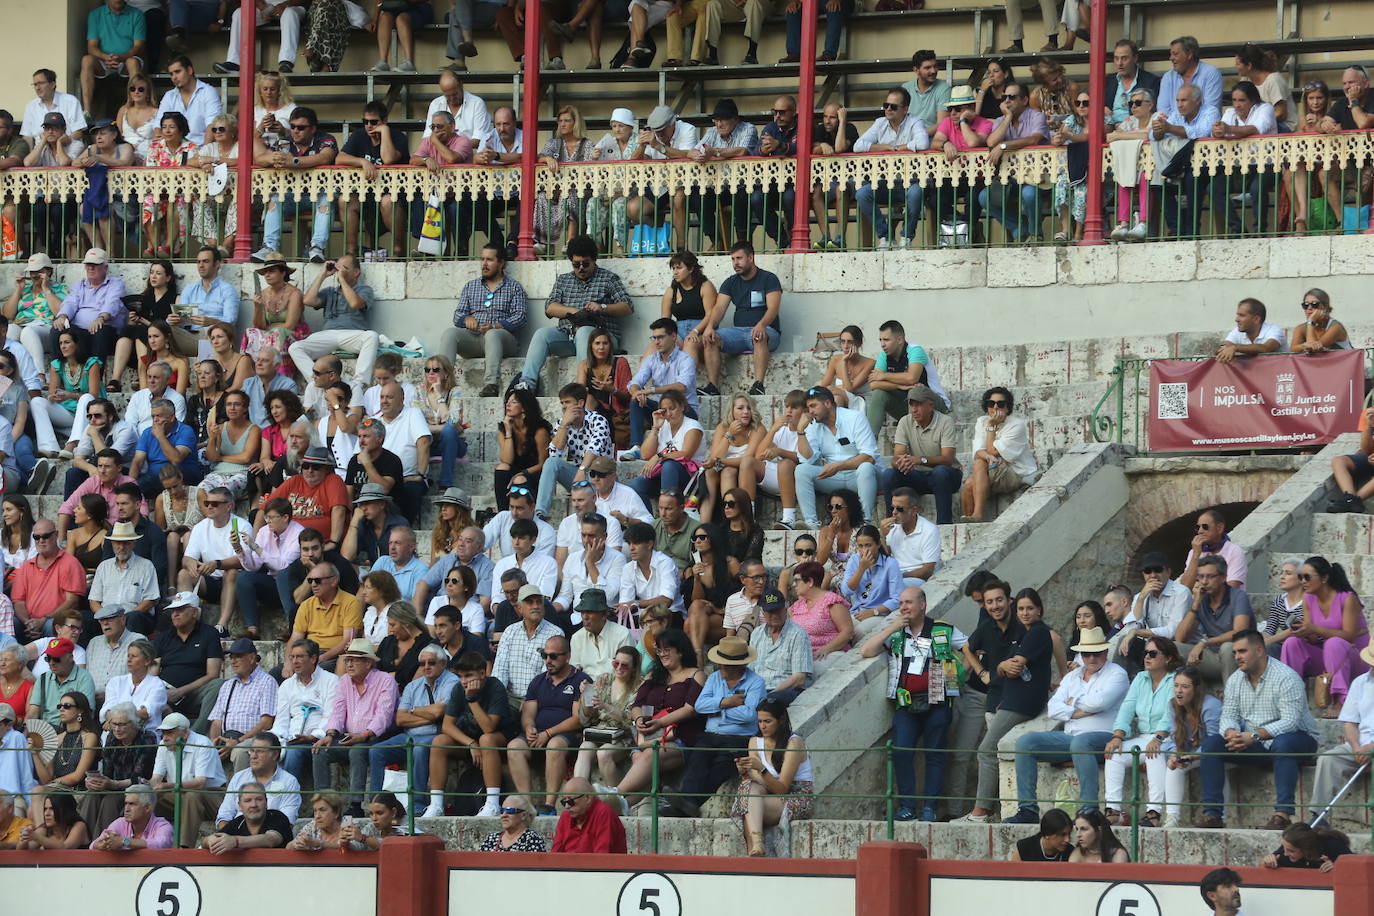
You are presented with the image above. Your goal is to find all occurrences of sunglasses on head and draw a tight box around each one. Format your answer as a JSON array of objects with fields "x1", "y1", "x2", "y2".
[
  {"x1": 1075, "y1": 100, "x2": 1091, "y2": 107},
  {"x1": 571, "y1": 480, "x2": 594, "y2": 490},
  {"x1": 508, "y1": 486, "x2": 532, "y2": 496}
]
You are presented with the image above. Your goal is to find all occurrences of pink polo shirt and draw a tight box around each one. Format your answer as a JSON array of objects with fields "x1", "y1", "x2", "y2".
[{"x1": 91, "y1": 813, "x2": 175, "y2": 849}]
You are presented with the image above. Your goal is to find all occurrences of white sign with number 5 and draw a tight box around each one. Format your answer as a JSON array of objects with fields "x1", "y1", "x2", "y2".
[
  {"x1": 1096, "y1": 882, "x2": 1162, "y2": 916},
  {"x1": 617, "y1": 872, "x2": 682, "y2": 916},
  {"x1": 136, "y1": 865, "x2": 203, "y2": 916}
]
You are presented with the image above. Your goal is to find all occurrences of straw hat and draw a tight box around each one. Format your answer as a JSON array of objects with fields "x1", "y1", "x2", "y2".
[{"x1": 1070, "y1": 626, "x2": 1112, "y2": 654}]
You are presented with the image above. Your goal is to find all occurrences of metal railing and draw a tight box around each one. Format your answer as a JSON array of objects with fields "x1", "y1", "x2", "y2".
[
  {"x1": 3, "y1": 130, "x2": 1372, "y2": 262},
  {"x1": 7, "y1": 737, "x2": 1367, "y2": 861}
]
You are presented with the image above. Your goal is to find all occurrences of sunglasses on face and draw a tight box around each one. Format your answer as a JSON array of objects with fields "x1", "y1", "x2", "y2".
[
  {"x1": 32, "y1": 532, "x2": 55, "y2": 540},
  {"x1": 56, "y1": 702, "x2": 77, "y2": 709},
  {"x1": 205, "y1": 500, "x2": 228, "y2": 507},
  {"x1": 1143, "y1": 649, "x2": 1161, "y2": 659},
  {"x1": 692, "y1": 533, "x2": 710, "y2": 541},
  {"x1": 445, "y1": 578, "x2": 464, "y2": 585},
  {"x1": 1142, "y1": 566, "x2": 1164, "y2": 575},
  {"x1": 881, "y1": 103, "x2": 903, "y2": 111},
  {"x1": 1298, "y1": 572, "x2": 1314, "y2": 581},
  {"x1": 539, "y1": 651, "x2": 567, "y2": 659},
  {"x1": 362, "y1": 118, "x2": 381, "y2": 126},
  {"x1": 559, "y1": 796, "x2": 582, "y2": 808},
  {"x1": 289, "y1": 123, "x2": 310, "y2": 131},
  {"x1": 425, "y1": 366, "x2": 443, "y2": 374},
  {"x1": 307, "y1": 576, "x2": 336, "y2": 585},
  {"x1": 587, "y1": 470, "x2": 610, "y2": 479},
  {"x1": 795, "y1": 548, "x2": 815, "y2": 556},
  {"x1": 1075, "y1": 100, "x2": 1091, "y2": 107},
  {"x1": 210, "y1": 126, "x2": 227, "y2": 133},
  {"x1": 1302, "y1": 301, "x2": 1324, "y2": 309},
  {"x1": 499, "y1": 806, "x2": 528, "y2": 816},
  {"x1": 723, "y1": 500, "x2": 738, "y2": 509},
  {"x1": 1195, "y1": 523, "x2": 1211, "y2": 531},
  {"x1": 570, "y1": 259, "x2": 593, "y2": 269},
  {"x1": 984, "y1": 399, "x2": 1009, "y2": 408}
]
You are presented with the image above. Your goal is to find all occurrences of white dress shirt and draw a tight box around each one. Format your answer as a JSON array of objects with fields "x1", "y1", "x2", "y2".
[
  {"x1": 491, "y1": 552, "x2": 559, "y2": 601},
  {"x1": 556, "y1": 548, "x2": 627, "y2": 617},
  {"x1": 125, "y1": 387, "x2": 187, "y2": 433},
  {"x1": 482, "y1": 510, "x2": 556, "y2": 558},
  {"x1": 424, "y1": 90, "x2": 494, "y2": 141},
  {"x1": 214, "y1": 764, "x2": 302, "y2": 825},
  {"x1": 596, "y1": 482, "x2": 654, "y2": 524},
  {"x1": 152, "y1": 729, "x2": 226, "y2": 788},
  {"x1": 1047, "y1": 662, "x2": 1131, "y2": 734},
  {"x1": 854, "y1": 113, "x2": 930, "y2": 153},
  {"x1": 1127, "y1": 578, "x2": 1193, "y2": 641},
  {"x1": 557, "y1": 511, "x2": 624, "y2": 555},
  {"x1": 271, "y1": 668, "x2": 340, "y2": 742},
  {"x1": 618, "y1": 550, "x2": 683, "y2": 614}
]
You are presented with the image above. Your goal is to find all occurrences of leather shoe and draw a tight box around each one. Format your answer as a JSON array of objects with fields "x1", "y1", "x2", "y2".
[
  {"x1": 1194, "y1": 814, "x2": 1225, "y2": 829},
  {"x1": 1261, "y1": 813, "x2": 1292, "y2": 830}
]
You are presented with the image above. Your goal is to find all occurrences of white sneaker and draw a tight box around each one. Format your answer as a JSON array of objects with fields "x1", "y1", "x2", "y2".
[
  {"x1": 1163, "y1": 814, "x2": 1180, "y2": 828},
  {"x1": 419, "y1": 802, "x2": 446, "y2": 819},
  {"x1": 307, "y1": 246, "x2": 326, "y2": 263},
  {"x1": 1109, "y1": 223, "x2": 1128, "y2": 241},
  {"x1": 594, "y1": 783, "x2": 627, "y2": 816},
  {"x1": 1126, "y1": 221, "x2": 1148, "y2": 242},
  {"x1": 875, "y1": 237, "x2": 891, "y2": 249},
  {"x1": 371, "y1": 60, "x2": 392, "y2": 72},
  {"x1": 476, "y1": 798, "x2": 502, "y2": 818},
  {"x1": 951, "y1": 811, "x2": 990, "y2": 824},
  {"x1": 250, "y1": 247, "x2": 273, "y2": 263}
]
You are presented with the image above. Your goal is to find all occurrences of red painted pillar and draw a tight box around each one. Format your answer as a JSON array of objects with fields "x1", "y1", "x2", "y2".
[
  {"x1": 515, "y1": 2, "x2": 543, "y2": 260},
  {"x1": 1332, "y1": 853, "x2": 1374, "y2": 916},
  {"x1": 1077, "y1": 0, "x2": 1109, "y2": 245},
  {"x1": 855, "y1": 841, "x2": 928, "y2": 916},
  {"x1": 377, "y1": 835, "x2": 445, "y2": 916},
  {"x1": 231, "y1": 0, "x2": 256, "y2": 263},
  {"x1": 787, "y1": 0, "x2": 819, "y2": 252}
]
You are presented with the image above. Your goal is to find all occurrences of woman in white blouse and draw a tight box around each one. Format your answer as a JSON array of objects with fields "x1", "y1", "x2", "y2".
[
  {"x1": 358, "y1": 570, "x2": 401, "y2": 646},
  {"x1": 100, "y1": 639, "x2": 168, "y2": 732},
  {"x1": 425, "y1": 564, "x2": 485, "y2": 636},
  {"x1": 960, "y1": 386, "x2": 1036, "y2": 522},
  {"x1": 626, "y1": 389, "x2": 705, "y2": 511}
]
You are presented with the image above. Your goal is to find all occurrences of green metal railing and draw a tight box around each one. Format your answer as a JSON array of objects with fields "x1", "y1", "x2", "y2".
[{"x1": 7, "y1": 737, "x2": 1370, "y2": 861}]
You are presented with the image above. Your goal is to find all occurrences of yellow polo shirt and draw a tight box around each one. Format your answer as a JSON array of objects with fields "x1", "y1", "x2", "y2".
[{"x1": 294, "y1": 591, "x2": 364, "y2": 651}]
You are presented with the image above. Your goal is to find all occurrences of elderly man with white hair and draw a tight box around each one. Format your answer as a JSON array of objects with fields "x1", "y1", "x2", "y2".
[
  {"x1": 90, "y1": 784, "x2": 174, "y2": 850},
  {"x1": 118, "y1": 359, "x2": 188, "y2": 436},
  {"x1": 240, "y1": 346, "x2": 297, "y2": 428},
  {"x1": 149, "y1": 711, "x2": 226, "y2": 848}
]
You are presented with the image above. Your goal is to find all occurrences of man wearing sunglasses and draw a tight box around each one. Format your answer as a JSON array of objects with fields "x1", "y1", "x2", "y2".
[
  {"x1": 555, "y1": 476, "x2": 624, "y2": 571},
  {"x1": 12, "y1": 520, "x2": 87, "y2": 641},
  {"x1": 337, "y1": 101, "x2": 409, "y2": 259},
  {"x1": 176, "y1": 485, "x2": 249, "y2": 629},
  {"x1": 25, "y1": 637, "x2": 95, "y2": 727},
  {"x1": 979, "y1": 82, "x2": 1048, "y2": 241},
  {"x1": 1117, "y1": 551, "x2": 1191, "y2": 674},
  {"x1": 1179, "y1": 508, "x2": 1248, "y2": 590},
  {"x1": 551, "y1": 775, "x2": 627, "y2": 852},
  {"x1": 252, "y1": 106, "x2": 338, "y2": 263},
  {"x1": 587, "y1": 454, "x2": 653, "y2": 527},
  {"x1": 514, "y1": 235, "x2": 630, "y2": 394},
  {"x1": 508, "y1": 635, "x2": 592, "y2": 816},
  {"x1": 854, "y1": 87, "x2": 930, "y2": 250},
  {"x1": 883, "y1": 384, "x2": 959, "y2": 525}
]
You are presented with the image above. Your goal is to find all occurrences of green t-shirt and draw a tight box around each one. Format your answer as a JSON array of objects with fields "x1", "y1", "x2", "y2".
[{"x1": 88, "y1": 4, "x2": 146, "y2": 56}]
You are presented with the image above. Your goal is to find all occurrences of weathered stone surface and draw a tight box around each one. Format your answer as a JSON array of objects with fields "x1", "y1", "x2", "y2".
[
  {"x1": 884, "y1": 247, "x2": 986, "y2": 290},
  {"x1": 1196, "y1": 239, "x2": 1269, "y2": 280},
  {"x1": 986, "y1": 246, "x2": 1055, "y2": 287},
  {"x1": 1328, "y1": 233, "x2": 1374, "y2": 275},
  {"x1": 1267, "y1": 235, "x2": 1332, "y2": 278},
  {"x1": 792, "y1": 251, "x2": 885, "y2": 292},
  {"x1": 1056, "y1": 244, "x2": 1118, "y2": 286},
  {"x1": 1117, "y1": 240, "x2": 1198, "y2": 283}
]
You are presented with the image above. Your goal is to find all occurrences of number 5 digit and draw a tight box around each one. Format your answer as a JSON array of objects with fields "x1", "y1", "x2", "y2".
[
  {"x1": 1117, "y1": 900, "x2": 1138, "y2": 916},
  {"x1": 158, "y1": 882, "x2": 181, "y2": 916},
  {"x1": 639, "y1": 888, "x2": 661, "y2": 916}
]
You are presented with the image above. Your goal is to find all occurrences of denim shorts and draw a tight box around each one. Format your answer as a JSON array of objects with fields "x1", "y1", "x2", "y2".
[{"x1": 716, "y1": 325, "x2": 780, "y2": 355}]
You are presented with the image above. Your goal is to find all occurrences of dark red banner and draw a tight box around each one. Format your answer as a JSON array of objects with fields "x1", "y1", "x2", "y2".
[{"x1": 1148, "y1": 349, "x2": 1364, "y2": 451}]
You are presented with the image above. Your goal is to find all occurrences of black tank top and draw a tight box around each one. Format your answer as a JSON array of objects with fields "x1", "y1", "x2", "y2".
[{"x1": 671, "y1": 282, "x2": 707, "y2": 321}]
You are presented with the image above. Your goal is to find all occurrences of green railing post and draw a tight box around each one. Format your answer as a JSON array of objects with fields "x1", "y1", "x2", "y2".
[
  {"x1": 885, "y1": 741, "x2": 895, "y2": 840},
  {"x1": 1128, "y1": 747, "x2": 1141, "y2": 862},
  {"x1": 405, "y1": 736, "x2": 416, "y2": 836},
  {"x1": 173, "y1": 736, "x2": 185, "y2": 848},
  {"x1": 650, "y1": 740, "x2": 661, "y2": 854}
]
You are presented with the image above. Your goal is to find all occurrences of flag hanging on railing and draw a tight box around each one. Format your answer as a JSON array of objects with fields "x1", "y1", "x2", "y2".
[{"x1": 1148, "y1": 350, "x2": 1364, "y2": 451}]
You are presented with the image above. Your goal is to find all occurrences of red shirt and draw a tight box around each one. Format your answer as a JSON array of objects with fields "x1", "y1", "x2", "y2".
[
  {"x1": 551, "y1": 799, "x2": 627, "y2": 853},
  {"x1": 264, "y1": 473, "x2": 349, "y2": 537},
  {"x1": 12, "y1": 551, "x2": 87, "y2": 619}
]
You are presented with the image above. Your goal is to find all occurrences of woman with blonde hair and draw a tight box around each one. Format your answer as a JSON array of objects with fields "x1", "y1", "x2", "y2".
[
  {"x1": 253, "y1": 70, "x2": 296, "y2": 133},
  {"x1": 116, "y1": 73, "x2": 158, "y2": 164},
  {"x1": 377, "y1": 600, "x2": 435, "y2": 687},
  {"x1": 702, "y1": 394, "x2": 765, "y2": 522},
  {"x1": 535, "y1": 105, "x2": 595, "y2": 249},
  {"x1": 419, "y1": 354, "x2": 469, "y2": 488},
  {"x1": 431, "y1": 488, "x2": 474, "y2": 562},
  {"x1": 575, "y1": 645, "x2": 644, "y2": 788},
  {"x1": 190, "y1": 113, "x2": 240, "y2": 254}
]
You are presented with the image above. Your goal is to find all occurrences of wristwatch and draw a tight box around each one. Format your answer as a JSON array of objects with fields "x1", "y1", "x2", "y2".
[
  {"x1": 919, "y1": 456, "x2": 928, "y2": 465},
  {"x1": 998, "y1": 142, "x2": 1008, "y2": 151}
]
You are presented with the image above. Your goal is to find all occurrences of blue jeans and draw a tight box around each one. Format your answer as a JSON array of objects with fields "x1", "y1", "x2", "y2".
[
  {"x1": 14, "y1": 434, "x2": 35, "y2": 479},
  {"x1": 746, "y1": 187, "x2": 795, "y2": 248},
  {"x1": 519, "y1": 325, "x2": 608, "y2": 387},
  {"x1": 766, "y1": 686, "x2": 804, "y2": 705},
  {"x1": 882, "y1": 464, "x2": 962, "y2": 526},
  {"x1": 368, "y1": 732, "x2": 435, "y2": 803},
  {"x1": 857, "y1": 181, "x2": 924, "y2": 241},
  {"x1": 785, "y1": 0, "x2": 852, "y2": 57},
  {"x1": 235, "y1": 569, "x2": 282, "y2": 630},
  {"x1": 1200, "y1": 730, "x2": 1317, "y2": 817},
  {"x1": 536, "y1": 454, "x2": 580, "y2": 517},
  {"x1": 169, "y1": 0, "x2": 220, "y2": 32},
  {"x1": 716, "y1": 325, "x2": 780, "y2": 355},
  {"x1": 628, "y1": 459, "x2": 692, "y2": 510},
  {"x1": 264, "y1": 192, "x2": 332, "y2": 253},
  {"x1": 438, "y1": 421, "x2": 469, "y2": 487},
  {"x1": 1013, "y1": 729, "x2": 1114, "y2": 811},
  {"x1": 281, "y1": 746, "x2": 311, "y2": 783},
  {"x1": 796, "y1": 461, "x2": 877, "y2": 525},
  {"x1": 892, "y1": 702, "x2": 953, "y2": 810},
  {"x1": 979, "y1": 180, "x2": 1041, "y2": 241}
]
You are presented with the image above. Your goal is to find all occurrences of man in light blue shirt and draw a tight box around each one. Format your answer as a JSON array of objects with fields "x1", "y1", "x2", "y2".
[
  {"x1": 240, "y1": 348, "x2": 297, "y2": 427},
  {"x1": 370, "y1": 526, "x2": 429, "y2": 601},
  {"x1": 670, "y1": 636, "x2": 766, "y2": 815},
  {"x1": 854, "y1": 87, "x2": 931, "y2": 247},
  {"x1": 173, "y1": 246, "x2": 240, "y2": 354},
  {"x1": 156, "y1": 55, "x2": 223, "y2": 145},
  {"x1": 796, "y1": 385, "x2": 879, "y2": 528},
  {"x1": 1110, "y1": 39, "x2": 1162, "y2": 126},
  {"x1": 365, "y1": 643, "x2": 456, "y2": 808},
  {"x1": 1157, "y1": 35, "x2": 1223, "y2": 118},
  {"x1": 627, "y1": 318, "x2": 699, "y2": 446},
  {"x1": 53, "y1": 248, "x2": 127, "y2": 362},
  {"x1": 1156, "y1": 84, "x2": 1221, "y2": 236}
]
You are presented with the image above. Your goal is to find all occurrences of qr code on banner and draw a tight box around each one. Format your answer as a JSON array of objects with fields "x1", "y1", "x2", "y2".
[{"x1": 1157, "y1": 382, "x2": 1189, "y2": 420}]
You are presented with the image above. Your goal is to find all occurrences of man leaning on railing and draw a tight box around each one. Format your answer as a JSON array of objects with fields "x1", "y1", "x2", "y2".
[{"x1": 252, "y1": 106, "x2": 338, "y2": 264}]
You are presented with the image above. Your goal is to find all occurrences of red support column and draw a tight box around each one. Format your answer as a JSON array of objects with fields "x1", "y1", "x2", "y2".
[
  {"x1": 515, "y1": 4, "x2": 543, "y2": 260},
  {"x1": 377, "y1": 836, "x2": 445, "y2": 916},
  {"x1": 231, "y1": 0, "x2": 257, "y2": 263},
  {"x1": 787, "y1": 0, "x2": 819, "y2": 252},
  {"x1": 1077, "y1": 0, "x2": 1109, "y2": 245},
  {"x1": 855, "y1": 841, "x2": 928, "y2": 916}
]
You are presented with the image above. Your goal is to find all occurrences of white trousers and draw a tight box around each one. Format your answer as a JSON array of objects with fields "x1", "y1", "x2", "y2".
[
  {"x1": 228, "y1": 3, "x2": 305, "y2": 65},
  {"x1": 1102, "y1": 733, "x2": 1166, "y2": 813}
]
